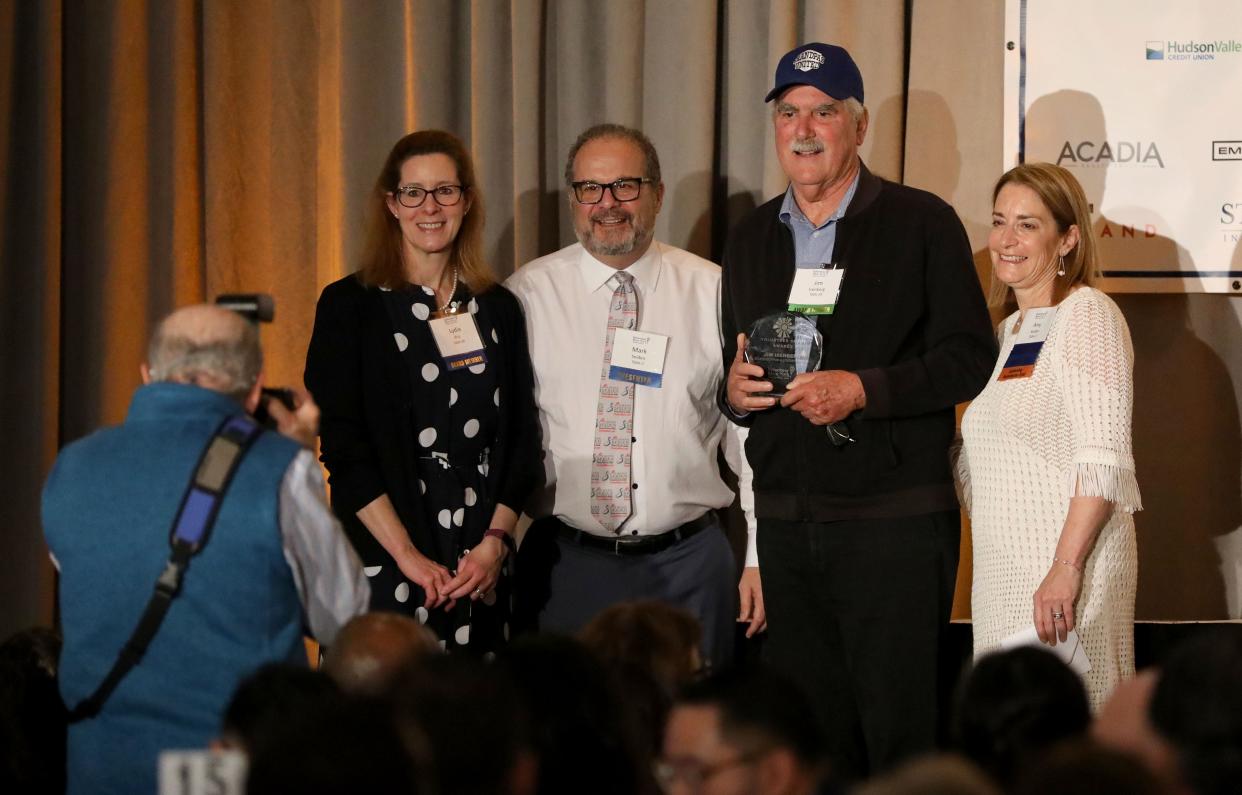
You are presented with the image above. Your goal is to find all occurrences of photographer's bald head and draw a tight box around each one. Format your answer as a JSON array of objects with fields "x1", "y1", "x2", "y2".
[{"x1": 141, "y1": 304, "x2": 264, "y2": 412}]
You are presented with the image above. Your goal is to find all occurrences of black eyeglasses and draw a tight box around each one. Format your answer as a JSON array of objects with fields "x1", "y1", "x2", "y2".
[
  {"x1": 570, "y1": 177, "x2": 653, "y2": 204},
  {"x1": 393, "y1": 184, "x2": 466, "y2": 208}
]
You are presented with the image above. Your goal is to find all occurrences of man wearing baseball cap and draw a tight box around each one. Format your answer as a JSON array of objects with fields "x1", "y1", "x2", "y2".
[{"x1": 719, "y1": 42, "x2": 994, "y2": 778}]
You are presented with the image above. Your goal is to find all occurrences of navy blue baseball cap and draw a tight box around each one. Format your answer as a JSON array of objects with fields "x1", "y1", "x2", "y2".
[{"x1": 765, "y1": 42, "x2": 864, "y2": 104}]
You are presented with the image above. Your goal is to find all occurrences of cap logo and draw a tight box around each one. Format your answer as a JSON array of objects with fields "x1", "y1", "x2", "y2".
[{"x1": 792, "y1": 49, "x2": 825, "y2": 72}]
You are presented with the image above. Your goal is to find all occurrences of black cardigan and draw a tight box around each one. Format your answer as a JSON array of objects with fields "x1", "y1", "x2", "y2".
[
  {"x1": 304, "y1": 273, "x2": 539, "y2": 561},
  {"x1": 719, "y1": 164, "x2": 996, "y2": 521}
]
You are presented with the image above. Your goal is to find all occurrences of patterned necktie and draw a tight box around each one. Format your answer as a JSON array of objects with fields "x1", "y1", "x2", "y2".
[{"x1": 590, "y1": 271, "x2": 637, "y2": 533}]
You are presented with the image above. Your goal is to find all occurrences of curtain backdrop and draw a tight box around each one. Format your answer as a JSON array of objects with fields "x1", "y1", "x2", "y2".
[{"x1": 6, "y1": 0, "x2": 1237, "y2": 638}]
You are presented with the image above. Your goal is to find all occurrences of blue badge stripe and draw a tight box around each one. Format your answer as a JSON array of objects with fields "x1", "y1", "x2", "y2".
[
  {"x1": 608, "y1": 365, "x2": 662, "y2": 388},
  {"x1": 1004, "y1": 341, "x2": 1044, "y2": 368}
]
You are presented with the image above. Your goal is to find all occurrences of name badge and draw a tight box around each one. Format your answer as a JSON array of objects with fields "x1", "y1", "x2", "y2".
[
  {"x1": 608, "y1": 328, "x2": 669, "y2": 388},
  {"x1": 429, "y1": 312, "x2": 488, "y2": 370},
  {"x1": 787, "y1": 267, "x2": 844, "y2": 314},
  {"x1": 998, "y1": 306, "x2": 1058, "y2": 380}
]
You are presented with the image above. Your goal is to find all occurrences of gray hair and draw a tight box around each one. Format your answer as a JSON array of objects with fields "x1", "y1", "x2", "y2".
[
  {"x1": 771, "y1": 96, "x2": 866, "y2": 124},
  {"x1": 563, "y1": 123, "x2": 662, "y2": 187},
  {"x1": 844, "y1": 98, "x2": 865, "y2": 123},
  {"x1": 146, "y1": 314, "x2": 261, "y2": 401}
]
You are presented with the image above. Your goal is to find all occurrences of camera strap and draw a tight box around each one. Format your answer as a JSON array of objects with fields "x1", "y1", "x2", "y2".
[{"x1": 68, "y1": 413, "x2": 265, "y2": 723}]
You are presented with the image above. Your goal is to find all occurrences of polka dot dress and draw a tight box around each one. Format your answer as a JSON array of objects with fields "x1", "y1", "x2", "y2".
[{"x1": 365, "y1": 282, "x2": 509, "y2": 654}]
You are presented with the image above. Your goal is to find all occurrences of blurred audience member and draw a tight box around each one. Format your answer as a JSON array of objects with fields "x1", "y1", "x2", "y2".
[
  {"x1": 852, "y1": 754, "x2": 998, "y2": 795},
  {"x1": 581, "y1": 600, "x2": 704, "y2": 758},
  {"x1": 323, "y1": 611, "x2": 440, "y2": 695},
  {"x1": 951, "y1": 646, "x2": 1090, "y2": 789},
  {"x1": 390, "y1": 653, "x2": 535, "y2": 795},
  {"x1": 1009, "y1": 741, "x2": 1167, "y2": 795},
  {"x1": 1148, "y1": 632, "x2": 1242, "y2": 795},
  {"x1": 659, "y1": 667, "x2": 828, "y2": 795},
  {"x1": 246, "y1": 696, "x2": 423, "y2": 795},
  {"x1": 1093, "y1": 669, "x2": 1179, "y2": 789},
  {"x1": 504, "y1": 635, "x2": 645, "y2": 795},
  {"x1": 216, "y1": 663, "x2": 343, "y2": 756},
  {"x1": 0, "y1": 627, "x2": 67, "y2": 795}
]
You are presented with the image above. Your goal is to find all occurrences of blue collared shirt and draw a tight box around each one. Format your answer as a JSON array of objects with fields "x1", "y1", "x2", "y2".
[{"x1": 779, "y1": 170, "x2": 860, "y2": 269}]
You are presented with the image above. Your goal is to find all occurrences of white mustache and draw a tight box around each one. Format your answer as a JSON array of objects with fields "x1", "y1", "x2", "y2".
[
  {"x1": 790, "y1": 137, "x2": 824, "y2": 155},
  {"x1": 592, "y1": 211, "x2": 631, "y2": 223}
]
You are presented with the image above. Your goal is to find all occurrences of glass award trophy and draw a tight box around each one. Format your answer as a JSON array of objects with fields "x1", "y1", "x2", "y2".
[
  {"x1": 744, "y1": 311, "x2": 854, "y2": 446},
  {"x1": 744, "y1": 312, "x2": 823, "y2": 398}
]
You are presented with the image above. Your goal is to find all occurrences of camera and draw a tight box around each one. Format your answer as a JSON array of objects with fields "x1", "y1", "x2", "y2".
[{"x1": 214, "y1": 293, "x2": 296, "y2": 427}]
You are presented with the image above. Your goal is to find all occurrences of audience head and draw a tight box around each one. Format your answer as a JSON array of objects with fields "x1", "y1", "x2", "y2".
[
  {"x1": 580, "y1": 600, "x2": 703, "y2": 690},
  {"x1": 246, "y1": 696, "x2": 422, "y2": 795},
  {"x1": 580, "y1": 599, "x2": 703, "y2": 758},
  {"x1": 0, "y1": 627, "x2": 66, "y2": 795},
  {"x1": 988, "y1": 161, "x2": 1098, "y2": 306},
  {"x1": 390, "y1": 653, "x2": 534, "y2": 795},
  {"x1": 1093, "y1": 668, "x2": 1179, "y2": 787},
  {"x1": 660, "y1": 666, "x2": 826, "y2": 795},
  {"x1": 503, "y1": 634, "x2": 642, "y2": 795},
  {"x1": 1148, "y1": 631, "x2": 1242, "y2": 795},
  {"x1": 322, "y1": 611, "x2": 440, "y2": 696},
  {"x1": 217, "y1": 663, "x2": 342, "y2": 756},
  {"x1": 852, "y1": 754, "x2": 999, "y2": 795},
  {"x1": 142, "y1": 304, "x2": 262, "y2": 405},
  {"x1": 363, "y1": 128, "x2": 491, "y2": 291},
  {"x1": 952, "y1": 646, "x2": 1090, "y2": 788},
  {"x1": 1009, "y1": 741, "x2": 1167, "y2": 795}
]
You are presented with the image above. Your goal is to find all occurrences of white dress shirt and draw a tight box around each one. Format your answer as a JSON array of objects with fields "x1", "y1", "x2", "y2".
[
  {"x1": 506, "y1": 241, "x2": 758, "y2": 566},
  {"x1": 278, "y1": 449, "x2": 371, "y2": 644}
]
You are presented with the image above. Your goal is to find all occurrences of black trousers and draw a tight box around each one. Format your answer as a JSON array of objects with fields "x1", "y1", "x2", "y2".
[
  {"x1": 758, "y1": 511, "x2": 960, "y2": 780},
  {"x1": 514, "y1": 516, "x2": 738, "y2": 670}
]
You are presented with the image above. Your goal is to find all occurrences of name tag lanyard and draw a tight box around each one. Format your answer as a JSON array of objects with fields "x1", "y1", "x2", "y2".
[
  {"x1": 998, "y1": 306, "x2": 1058, "y2": 380},
  {"x1": 786, "y1": 262, "x2": 854, "y2": 446},
  {"x1": 609, "y1": 327, "x2": 670, "y2": 389},
  {"x1": 429, "y1": 306, "x2": 488, "y2": 371},
  {"x1": 787, "y1": 262, "x2": 845, "y2": 315}
]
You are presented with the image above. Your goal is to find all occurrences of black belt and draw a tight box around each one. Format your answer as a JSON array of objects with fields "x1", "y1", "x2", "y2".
[{"x1": 555, "y1": 511, "x2": 716, "y2": 556}]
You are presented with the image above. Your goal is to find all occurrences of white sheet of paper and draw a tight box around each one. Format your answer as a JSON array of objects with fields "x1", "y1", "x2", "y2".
[{"x1": 998, "y1": 625, "x2": 1092, "y2": 674}]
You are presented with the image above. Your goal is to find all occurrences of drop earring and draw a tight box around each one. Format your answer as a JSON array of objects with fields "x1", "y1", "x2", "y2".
[{"x1": 1057, "y1": 254, "x2": 1066, "y2": 277}]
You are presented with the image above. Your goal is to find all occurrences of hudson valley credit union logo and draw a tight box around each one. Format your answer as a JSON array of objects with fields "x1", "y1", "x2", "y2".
[
  {"x1": 1146, "y1": 38, "x2": 1242, "y2": 61},
  {"x1": 793, "y1": 50, "x2": 824, "y2": 72},
  {"x1": 1057, "y1": 140, "x2": 1165, "y2": 168}
]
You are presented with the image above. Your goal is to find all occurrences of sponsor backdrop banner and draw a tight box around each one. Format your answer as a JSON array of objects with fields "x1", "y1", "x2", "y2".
[{"x1": 1004, "y1": 0, "x2": 1242, "y2": 292}]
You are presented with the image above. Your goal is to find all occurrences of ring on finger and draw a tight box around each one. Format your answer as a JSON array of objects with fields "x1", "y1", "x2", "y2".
[{"x1": 1051, "y1": 610, "x2": 1065, "y2": 620}]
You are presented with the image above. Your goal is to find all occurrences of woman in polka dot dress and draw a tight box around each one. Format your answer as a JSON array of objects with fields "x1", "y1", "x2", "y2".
[{"x1": 305, "y1": 130, "x2": 538, "y2": 654}]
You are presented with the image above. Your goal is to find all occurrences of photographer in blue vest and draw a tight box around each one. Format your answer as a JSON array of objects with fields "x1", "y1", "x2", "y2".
[{"x1": 43, "y1": 303, "x2": 369, "y2": 795}]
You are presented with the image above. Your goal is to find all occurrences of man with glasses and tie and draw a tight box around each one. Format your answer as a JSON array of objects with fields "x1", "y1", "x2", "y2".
[{"x1": 506, "y1": 124, "x2": 762, "y2": 669}]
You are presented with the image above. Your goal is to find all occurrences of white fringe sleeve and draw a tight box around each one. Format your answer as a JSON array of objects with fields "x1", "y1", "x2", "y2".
[{"x1": 1058, "y1": 293, "x2": 1143, "y2": 514}]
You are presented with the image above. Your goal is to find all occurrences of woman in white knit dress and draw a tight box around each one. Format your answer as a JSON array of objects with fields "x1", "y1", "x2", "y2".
[{"x1": 957, "y1": 163, "x2": 1142, "y2": 709}]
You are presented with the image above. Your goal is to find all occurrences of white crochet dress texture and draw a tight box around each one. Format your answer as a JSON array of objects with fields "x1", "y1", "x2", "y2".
[{"x1": 957, "y1": 287, "x2": 1142, "y2": 709}]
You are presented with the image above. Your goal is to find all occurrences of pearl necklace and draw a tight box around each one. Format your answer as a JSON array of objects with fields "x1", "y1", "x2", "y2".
[{"x1": 436, "y1": 267, "x2": 460, "y2": 314}]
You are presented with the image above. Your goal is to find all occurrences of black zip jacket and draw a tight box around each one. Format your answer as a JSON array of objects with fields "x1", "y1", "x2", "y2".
[{"x1": 719, "y1": 163, "x2": 996, "y2": 521}]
